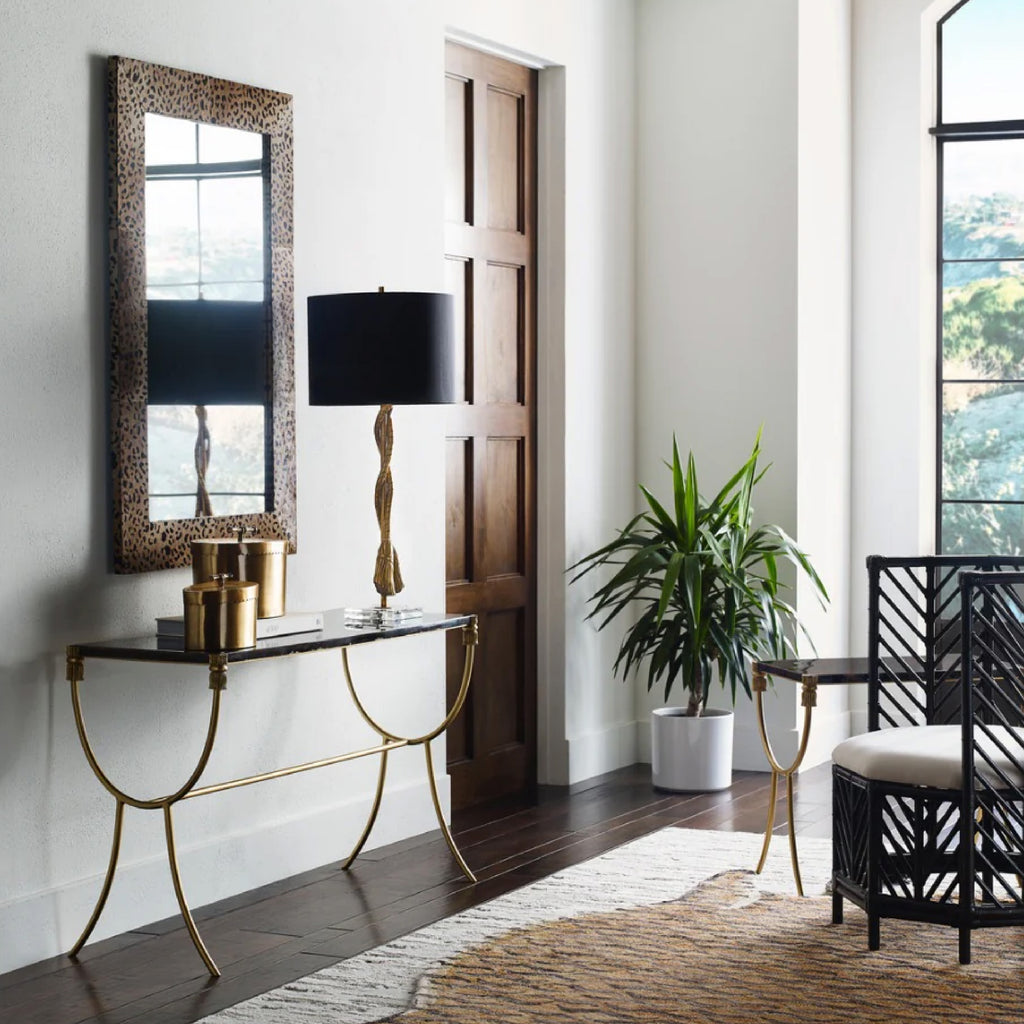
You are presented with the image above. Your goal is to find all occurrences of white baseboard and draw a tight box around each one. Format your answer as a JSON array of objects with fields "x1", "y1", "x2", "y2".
[
  {"x1": 566, "y1": 720, "x2": 638, "y2": 783},
  {"x1": 0, "y1": 775, "x2": 447, "y2": 975},
  {"x1": 849, "y1": 707, "x2": 869, "y2": 736}
]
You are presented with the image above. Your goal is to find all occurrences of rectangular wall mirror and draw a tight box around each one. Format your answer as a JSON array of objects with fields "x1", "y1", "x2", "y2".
[{"x1": 108, "y1": 56, "x2": 296, "y2": 573}]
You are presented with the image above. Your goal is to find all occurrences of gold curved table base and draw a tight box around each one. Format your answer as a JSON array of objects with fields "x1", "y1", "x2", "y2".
[
  {"x1": 65, "y1": 618, "x2": 479, "y2": 978},
  {"x1": 68, "y1": 798, "x2": 125, "y2": 959},
  {"x1": 342, "y1": 748, "x2": 390, "y2": 871},
  {"x1": 340, "y1": 619, "x2": 479, "y2": 883},
  {"x1": 424, "y1": 740, "x2": 477, "y2": 882},
  {"x1": 164, "y1": 802, "x2": 220, "y2": 977},
  {"x1": 752, "y1": 669, "x2": 817, "y2": 898}
]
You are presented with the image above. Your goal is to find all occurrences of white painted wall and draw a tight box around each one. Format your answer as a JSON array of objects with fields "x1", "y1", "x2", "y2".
[
  {"x1": 849, "y1": 0, "x2": 949, "y2": 726},
  {"x1": 0, "y1": 0, "x2": 637, "y2": 974},
  {"x1": 636, "y1": 0, "x2": 795, "y2": 769},
  {"x1": 634, "y1": 0, "x2": 853, "y2": 769},
  {"x1": 795, "y1": 0, "x2": 853, "y2": 765}
]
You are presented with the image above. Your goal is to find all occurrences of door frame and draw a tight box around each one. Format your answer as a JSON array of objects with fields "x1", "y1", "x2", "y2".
[{"x1": 444, "y1": 31, "x2": 568, "y2": 785}]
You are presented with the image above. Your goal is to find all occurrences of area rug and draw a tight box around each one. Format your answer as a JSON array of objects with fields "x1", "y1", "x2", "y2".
[
  {"x1": 202, "y1": 826, "x2": 1024, "y2": 1021},
  {"x1": 203, "y1": 828, "x2": 832, "y2": 1024}
]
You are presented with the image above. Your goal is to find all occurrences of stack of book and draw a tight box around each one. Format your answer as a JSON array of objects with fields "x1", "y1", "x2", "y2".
[{"x1": 156, "y1": 610, "x2": 324, "y2": 640}]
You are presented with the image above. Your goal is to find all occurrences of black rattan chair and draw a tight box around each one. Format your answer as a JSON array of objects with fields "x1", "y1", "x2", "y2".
[{"x1": 831, "y1": 555, "x2": 1024, "y2": 963}]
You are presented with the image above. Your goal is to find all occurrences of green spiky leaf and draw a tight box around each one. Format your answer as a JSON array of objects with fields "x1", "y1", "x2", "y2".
[{"x1": 567, "y1": 430, "x2": 829, "y2": 716}]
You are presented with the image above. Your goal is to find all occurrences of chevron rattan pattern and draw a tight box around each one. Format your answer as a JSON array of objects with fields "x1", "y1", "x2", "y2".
[
  {"x1": 834, "y1": 558, "x2": 1024, "y2": 963},
  {"x1": 868, "y1": 556, "x2": 1024, "y2": 731}
]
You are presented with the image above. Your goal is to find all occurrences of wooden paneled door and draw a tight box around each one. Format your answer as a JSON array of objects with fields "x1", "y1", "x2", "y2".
[{"x1": 443, "y1": 43, "x2": 537, "y2": 809}]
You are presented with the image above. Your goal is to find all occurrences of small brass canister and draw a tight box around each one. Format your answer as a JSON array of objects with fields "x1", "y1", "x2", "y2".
[
  {"x1": 183, "y1": 576, "x2": 258, "y2": 651},
  {"x1": 191, "y1": 535, "x2": 287, "y2": 618}
]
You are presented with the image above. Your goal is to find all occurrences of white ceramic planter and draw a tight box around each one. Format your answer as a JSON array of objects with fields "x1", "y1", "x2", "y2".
[{"x1": 650, "y1": 706, "x2": 734, "y2": 792}]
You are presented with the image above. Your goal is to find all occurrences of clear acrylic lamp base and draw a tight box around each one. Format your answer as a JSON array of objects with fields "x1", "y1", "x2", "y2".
[{"x1": 343, "y1": 606, "x2": 424, "y2": 628}]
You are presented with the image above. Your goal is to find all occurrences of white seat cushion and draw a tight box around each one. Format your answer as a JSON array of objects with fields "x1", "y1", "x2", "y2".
[{"x1": 832, "y1": 724, "x2": 1024, "y2": 790}]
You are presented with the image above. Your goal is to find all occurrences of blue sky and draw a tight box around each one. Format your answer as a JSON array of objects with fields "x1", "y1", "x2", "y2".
[{"x1": 943, "y1": 0, "x2": 1024, "y2": 199}]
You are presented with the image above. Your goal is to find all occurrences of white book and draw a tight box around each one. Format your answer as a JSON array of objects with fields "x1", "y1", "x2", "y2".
[{"x1": 156, "y1": 610, "x2": 325, "y2": 639}]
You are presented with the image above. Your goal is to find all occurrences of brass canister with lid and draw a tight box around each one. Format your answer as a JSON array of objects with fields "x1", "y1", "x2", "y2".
[
  {"x1": 183, "y1": 575, "x2": 259, "y2": 651},
  {"x1": 191, "y1": 530, "x2": 287, "y2": 618}
]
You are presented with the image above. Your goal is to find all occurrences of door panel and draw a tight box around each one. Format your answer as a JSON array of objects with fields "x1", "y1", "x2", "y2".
[
  {"x1": 444, "y1": 77, "x2": 472, "y2": 225},
  {"x1": 486, "y1": 88, "x2": 524, "y2": 231},
  {"x1": 482, "y1": 262, "x2": 524, "y2": 405},
  {"x1": 444, "y1": 42, "x2": 537, "y2": 809},
  {"x1": 443, "y1": 256, "x2": 472, "y2": 402},
  {"x1": 445, "y1": 438, "x2": 471, "y2": 584},
  {"x1": 484, "y1": 438, "x2": 524, "y2": 578}
]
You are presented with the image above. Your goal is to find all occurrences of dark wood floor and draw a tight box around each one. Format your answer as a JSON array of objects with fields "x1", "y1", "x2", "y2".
[{"x1": 0, "y1": 762, "x2": 831, "y2": 1024}]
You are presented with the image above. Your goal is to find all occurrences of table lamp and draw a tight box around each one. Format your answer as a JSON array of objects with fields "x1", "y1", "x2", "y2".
[{"x1": 307, "y1": 288, "x2": 455, "y2": 626}]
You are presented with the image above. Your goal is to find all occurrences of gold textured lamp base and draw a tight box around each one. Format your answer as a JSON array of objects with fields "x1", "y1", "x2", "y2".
[
  {"x1": 372, "y1": 403, "x2": 402, "y2": 601},
  {"x1": 342, "y1": 401, "x2": 422, "y2": 628}
]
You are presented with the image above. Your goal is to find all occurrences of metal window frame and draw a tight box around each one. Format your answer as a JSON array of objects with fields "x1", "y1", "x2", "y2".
[{"x1": 934, "y1": 0, "x2": 1024, "y2": 553}]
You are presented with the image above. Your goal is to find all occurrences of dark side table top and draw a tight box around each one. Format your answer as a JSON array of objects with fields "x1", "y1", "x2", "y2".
[{"x1": 753, "y1": 658, "x2": 871, "y2": 684}]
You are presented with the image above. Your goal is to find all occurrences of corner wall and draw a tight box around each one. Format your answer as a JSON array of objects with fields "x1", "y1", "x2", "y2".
[{"x1": 635, "y1": 0, "x2": 853, "y2": 769}]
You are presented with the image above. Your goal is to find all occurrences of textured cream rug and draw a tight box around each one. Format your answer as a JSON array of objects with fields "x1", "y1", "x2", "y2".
[{"x1": 203, "y1": 828, "x2": 832, "y2": 1024}]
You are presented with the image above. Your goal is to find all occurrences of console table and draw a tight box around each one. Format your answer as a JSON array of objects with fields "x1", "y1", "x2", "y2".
[{"x1": 65, "y1": 611, "x2": 478, "y2": 977}]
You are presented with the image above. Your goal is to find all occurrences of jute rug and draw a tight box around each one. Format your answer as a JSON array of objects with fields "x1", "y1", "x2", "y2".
[
  {"x1": 201, "y1": 825, "x2": 1024, "y2": 1022},
  {"x1": 202, "y1": 827, "x2": 1024, "y2": 1023},
  {"x1": 204, "y1": 828, "x2": 833, "y2": 1024}
]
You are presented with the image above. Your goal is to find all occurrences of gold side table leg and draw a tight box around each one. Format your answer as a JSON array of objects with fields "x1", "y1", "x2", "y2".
[
  {"x1": 424, "y1": 740, "x2": 476, "y2": 882},
  {"x1": 69, "y1": 798, "x2": 126, "y2": 958},
  {"x1": 754, "y1": 767, "x2": 779, "y2": 876},
  {"x1": 341, "y1": 619, "x2": 479, "y2": 882},
  {"x1": 343, "y1": 749, "x2": 390, "y2": 871},
  {"x1": 753, "y1": 670, "x2": 817, "y2": 897},
  {"x1": 785, "y1": 771, "x2": 804, "y2": 897},
  {"x1": 164, "y1": 803, "x2": 220, "y2": 978}
]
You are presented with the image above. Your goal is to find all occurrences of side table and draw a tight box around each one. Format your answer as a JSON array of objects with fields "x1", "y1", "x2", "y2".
[{"x1": 751, "y1": 658, "x2": 870, "y2": 896}]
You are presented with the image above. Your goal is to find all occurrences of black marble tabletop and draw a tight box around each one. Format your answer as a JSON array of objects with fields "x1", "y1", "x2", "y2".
[
  {"x1": 70, "y1": 610, "x2": 474, "y2": 665},
  {"x1": 753, "y1": 656, "x2": 931, "y2": 684},
  {"x1": 753, "y1": 657, "x2": 872, "y2": 684}
]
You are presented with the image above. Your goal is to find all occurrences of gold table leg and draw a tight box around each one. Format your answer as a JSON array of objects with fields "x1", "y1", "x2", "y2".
[
  {"x1": 164, "y1": 802, "x2": 219, "y2": 977},
  {"x1": 341, "y1": 617, "x2": 479, "y2": 880},
  {"x1": 753, "y1": 669, "x2": 817, "y2": 897},
  {"x1": 342, "y1": 747, "x2": 390, "y2": 871},
  {"x1": 68, "y1": 798, "x2": 125, "y2": 958}
]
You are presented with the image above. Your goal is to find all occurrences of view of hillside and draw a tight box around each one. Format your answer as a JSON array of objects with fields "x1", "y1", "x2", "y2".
[{"x1": 942, "y1": 194, "x2": 1024, "y2": 554}]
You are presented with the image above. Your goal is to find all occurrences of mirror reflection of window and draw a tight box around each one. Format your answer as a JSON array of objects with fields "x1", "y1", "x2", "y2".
[
  {"x1": 144, "y1": 113, "x2": 270, "y2": 522},
  {"x1": 144, "y1": 113, "x2": 265, "y2": 301}
]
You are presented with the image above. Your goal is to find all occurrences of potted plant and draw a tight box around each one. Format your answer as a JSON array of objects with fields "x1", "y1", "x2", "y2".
[{"x1": 570, "y1": 430, "x2": 828, "y2": 791}]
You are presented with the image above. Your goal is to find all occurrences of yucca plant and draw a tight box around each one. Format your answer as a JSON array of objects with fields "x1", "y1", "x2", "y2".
[{"x1": 570, "y1": 431, "x2": 828, "y2": 716}]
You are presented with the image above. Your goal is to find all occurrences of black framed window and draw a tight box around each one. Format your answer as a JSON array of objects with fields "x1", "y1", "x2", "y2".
[{"x1": 935, "y1": 0, "x2": 1024, "y2": 555}]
